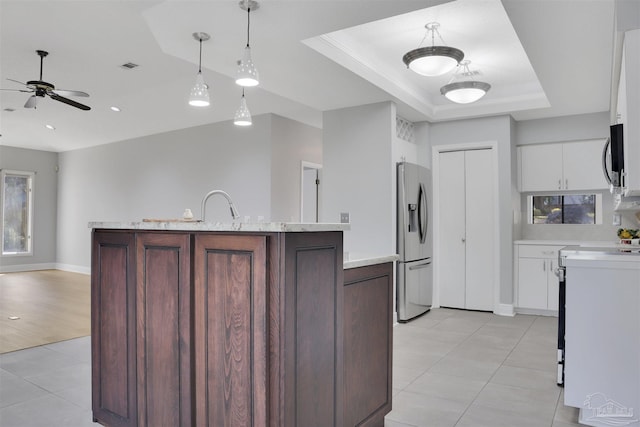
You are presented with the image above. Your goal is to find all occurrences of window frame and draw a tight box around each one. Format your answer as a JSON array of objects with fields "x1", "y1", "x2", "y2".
[
  {"x1": 1, "y1": 169, "x2": 35, "y2": 256},
  {"x1": 527, "y1": 193, "x2": 603, "y2": 225}
]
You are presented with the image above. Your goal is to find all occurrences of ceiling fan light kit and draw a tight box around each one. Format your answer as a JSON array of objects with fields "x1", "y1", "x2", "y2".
[
  {"x1": 189, "y1": 32, "x2": 211, "y2": 107},
  {"x1": 403, "y1": 22, "x2": 464, "y2": 77},
  {"x1": 440, "y1": 60, "x2": 491, "y2": 104},
  {"x1": 236, "y1": 0, "x2": 259, "y2": 87}
]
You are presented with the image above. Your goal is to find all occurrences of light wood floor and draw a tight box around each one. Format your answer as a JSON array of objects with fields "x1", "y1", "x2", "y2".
[{"x1": 0, "y1": 270, "x2": 90, "y2": 354}]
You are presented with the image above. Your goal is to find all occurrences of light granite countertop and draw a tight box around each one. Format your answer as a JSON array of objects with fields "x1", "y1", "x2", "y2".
[
  {"x1": 89, "y1": 221, "x2": 350, "y2": 233},
  {"x1": 343, "y1": 253, "x2": 399, "y2": 269}
]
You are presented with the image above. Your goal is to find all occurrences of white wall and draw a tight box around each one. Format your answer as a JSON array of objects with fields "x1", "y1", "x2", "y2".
[
  {"x1": 0, "y1": 146, "x2": 58, "y2": 272},
  {"x1": 322, "y1": 102, "x2": 395, "y2": 257},
  {"x1": 56, "y1": 114, "x2": 320, "y2": 272},
  {"x1": 430, "y1": 115, "x2": 514, "y2": 306},
  {"x1": 515, "y1": 112, "x2": 609, "y2": 145},
  {"x1": 270, "y1": 114, "x2": 322, "y2": 222}
]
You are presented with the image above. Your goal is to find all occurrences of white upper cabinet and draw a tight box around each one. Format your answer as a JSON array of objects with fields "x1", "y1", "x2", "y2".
[{"x1": 518, "y1": 139, "x2": 608, "y2": 192}]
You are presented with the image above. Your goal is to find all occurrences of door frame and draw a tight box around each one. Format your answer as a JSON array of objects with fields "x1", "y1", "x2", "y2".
[
  {"x1": 431, "y1": 141, "x2": 500, "y2": 314},
  {"x1": 300, "y1": 161, "x2": 322, "y2": 223}
]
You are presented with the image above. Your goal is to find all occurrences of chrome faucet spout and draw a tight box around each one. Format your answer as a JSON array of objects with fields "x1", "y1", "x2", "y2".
[{"x1": 200, "y1": 190, "x2": 240, "y2": 222}]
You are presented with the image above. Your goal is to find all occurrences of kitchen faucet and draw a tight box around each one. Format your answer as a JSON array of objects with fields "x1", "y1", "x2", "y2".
[{"x1": 200, "y1": 190, "x2": 240, "y2": 222}]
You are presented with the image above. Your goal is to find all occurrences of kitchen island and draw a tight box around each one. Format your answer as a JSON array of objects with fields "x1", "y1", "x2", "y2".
[
  {"x1": 561, "y1": 246, "x2": 640, "y2": 427},
  {"x1": 89, "y1": 222, "x2": 394, "y2": 427}
]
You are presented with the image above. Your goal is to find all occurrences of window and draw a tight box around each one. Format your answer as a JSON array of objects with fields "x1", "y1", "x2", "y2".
[
  {"x1": 1, "y1": 170, "x2": 34, "y2": 255},
  {"x1": 529, "y1": 194, "x2": 601, "y2": 224}
]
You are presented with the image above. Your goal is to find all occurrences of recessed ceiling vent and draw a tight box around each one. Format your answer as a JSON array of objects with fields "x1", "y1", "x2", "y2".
[{"x1": 120, "y1": 62, "x2": 139, "y2": 70}]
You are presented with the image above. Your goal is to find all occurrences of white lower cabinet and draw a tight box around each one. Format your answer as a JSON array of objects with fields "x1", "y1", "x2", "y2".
[{"x1": 515, "y1": 244, "x2": 563, "y2": 313}]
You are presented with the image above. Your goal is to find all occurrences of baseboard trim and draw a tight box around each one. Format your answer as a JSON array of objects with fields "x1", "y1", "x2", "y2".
[
  {"x1": 0, "y1": 262, "x2": 57, "y2": 273},
  {"x1": 515, "y1": 307, "x2": 559, "y2": 317},
  {"x1": 56, "y1": 264, "x2": 91, "y2": 275},
  {"x1": 495, "y1": 303, "x2": 515, "y2": 317}
]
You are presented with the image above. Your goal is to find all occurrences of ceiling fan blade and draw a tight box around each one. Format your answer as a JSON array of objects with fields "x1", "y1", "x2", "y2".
[
  {"x1": 7, "y1": 78, "x2": 27, "y2": 86},
  {"x1": 53, "y1": 89, "x2": 89, "y2": 97},
  {"x1": 48, "y1": 92, "x2": 91, "y2": 110},
  {"x1": 24, "y1": 95, "x2": 37, "y2": 108},
  {"x1": 0, "y1": 88, "x2": 32, "y2": 93}
]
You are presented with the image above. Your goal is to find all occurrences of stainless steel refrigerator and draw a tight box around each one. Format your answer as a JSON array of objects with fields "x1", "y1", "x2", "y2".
[{"x1": 397, "y1": 161, "x2": 433, "y2": 322}]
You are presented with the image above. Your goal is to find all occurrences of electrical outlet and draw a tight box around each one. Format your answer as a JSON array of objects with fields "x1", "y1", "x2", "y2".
[
  {"x1": 613, "y1": 213, "x2": 622, "y2": 226},
  {"x1": 340, "y1": 212, "x2": 350, "y2": 223}
]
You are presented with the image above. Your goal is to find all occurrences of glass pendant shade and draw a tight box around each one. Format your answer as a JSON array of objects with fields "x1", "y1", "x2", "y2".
[
  {"x1": 234, "y1": 94, "x2": 252, "y2": 126},
  {"x1": 189, "y1": 71, "x2": 210, "y2": 107},
  {"x1": 440, "y1": 81, "x2": 491, "y2": 104},
  {"x1": 403, "y1": 46, "x2": 464, "y2": 77},
  {"x1": 236, "y1": 46, "x2": 259, "y2": 87}
]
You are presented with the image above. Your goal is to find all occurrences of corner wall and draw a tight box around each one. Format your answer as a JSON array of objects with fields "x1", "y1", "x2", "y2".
[{"x1": 322, "y1": 102, "x2": 395, "y2": 257}]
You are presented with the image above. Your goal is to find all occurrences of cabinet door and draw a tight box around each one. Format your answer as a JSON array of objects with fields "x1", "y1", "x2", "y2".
[
  {"x1": 517, "y1": 258, "x2": 548, "y2": 310},
  {"x1": 562, "y1": 140, "x2": 608, "y2": 190},
  {"x1": 193, "y1": 234, "x2": 268, "y2": 427},
  {"x1": 92, "y1": 231, "x2": 137, "y2": 427},
  {"x1": 519, "y1": 144, "x2": 563, "y2": 191},
  {"x1": 438, "y1": 150, "x2": 466, "y2": 308},
  {"x1": 465, "y1": 149, "x2": 494, "y2": 311},
  {"x1": 547, "y1": 259, "x2": 560, "y2": 311},
  {"x1": 136, "y1": 233, "x2": 192, "y2": 427},
  {"x1": 343, "y1": 263, "x2": 392, "y2": 427}
]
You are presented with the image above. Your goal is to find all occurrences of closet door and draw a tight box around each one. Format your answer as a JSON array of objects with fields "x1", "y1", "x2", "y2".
[
  {"x1": 437, "y1": 151, "x2": 466, "y2": 308},
  {"x1": 437, "y1": 148, "x2": 494, "y2": 311},
  {"x1": 464, "y1": 149, "x2": 494, "y2": 311}
]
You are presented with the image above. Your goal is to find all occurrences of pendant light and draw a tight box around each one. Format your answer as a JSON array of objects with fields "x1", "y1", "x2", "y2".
[
  {"x1": 236, "y1": 0, "x2": 259, "y2": 87},
  {"x1": 402, "y1": 22, "x2": 464, "y2": 77},
  {"x1": 234, "y1": 88, "x2": 252, "y2": 126},
  {"x1": 440, "y1": 60, "x2": 491, "y2": 104},
  {"x1": 189, "y1": 32, "x2": 211, "y2": 107}
]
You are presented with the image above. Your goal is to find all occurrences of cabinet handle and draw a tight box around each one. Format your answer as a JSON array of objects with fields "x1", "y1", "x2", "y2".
[
  {"x1": 462, "y1": 237, "x2": 466, "y2": 243},
  {"x1": 558, "y1": 179, "x2": 562, "y2": 190},
  {"x1": 565, "y1": 179, "x2": 568, "y2": 189},
  {"x1": 543, "y1": 260, "x2": 546, "y2": 271}
]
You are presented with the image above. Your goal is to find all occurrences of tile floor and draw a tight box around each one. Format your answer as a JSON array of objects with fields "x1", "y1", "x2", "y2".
[
  {"x1": 0, "y1": 309, "x2": 581, "y2": 427},
  {"x1": 387, "y1": 308, "x2": 580, "y2": 427}
]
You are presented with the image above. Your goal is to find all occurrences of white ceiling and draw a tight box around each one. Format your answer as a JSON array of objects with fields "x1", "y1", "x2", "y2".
[{"x1": 0, "y1": 0, "x2": 615, "y2": 152}]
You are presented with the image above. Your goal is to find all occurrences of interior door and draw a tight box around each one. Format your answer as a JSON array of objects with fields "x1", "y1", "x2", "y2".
[
  {"x1": 437, "y1": 151, "x2": 466, "y2": 308},
  {"x1": 464, "y1": 149, "x2": 494, "y2": 311}
]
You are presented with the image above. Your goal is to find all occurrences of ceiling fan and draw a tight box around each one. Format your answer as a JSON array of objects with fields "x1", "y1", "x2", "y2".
[{"x1": 1, "y1": 50, "x2": 91, "y2": 111}]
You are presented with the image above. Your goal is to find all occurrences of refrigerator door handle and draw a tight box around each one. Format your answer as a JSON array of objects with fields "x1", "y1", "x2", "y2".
[
  {"x1": 418, "y1": 182, "x2": 428, "y2": 244},
  {"x1": 409, "y1": 261, "x2": 432, "y2": 270}
]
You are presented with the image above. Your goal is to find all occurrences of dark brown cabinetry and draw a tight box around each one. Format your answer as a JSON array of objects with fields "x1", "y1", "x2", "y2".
[
  {"x1": 344, "y1": 263, "x2": 393, "y2": 427},
  {"x1": 92, "y1": 229, "x2": 391, "y2": 427}
]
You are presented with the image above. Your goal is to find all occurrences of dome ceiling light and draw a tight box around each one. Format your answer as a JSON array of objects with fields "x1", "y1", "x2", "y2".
[
  {"x1": 440, "y1": 60, "x2": 491, "y2": 104},
  {"x1": 402, "y1": 22, "x2": 464, "y2": 77}
]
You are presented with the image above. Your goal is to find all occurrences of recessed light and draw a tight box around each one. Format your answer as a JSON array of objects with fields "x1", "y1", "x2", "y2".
[
  {"x1": 110, "y1": 106, "x2": 121, "y2": 112},
  {"x1": 45, "y1": 124, "x2": 55, "y2": 130}
]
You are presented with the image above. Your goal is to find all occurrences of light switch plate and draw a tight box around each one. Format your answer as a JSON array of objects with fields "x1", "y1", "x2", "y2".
[{"x1": 340, "y1": 212, "x2": 350, "y2": 223}]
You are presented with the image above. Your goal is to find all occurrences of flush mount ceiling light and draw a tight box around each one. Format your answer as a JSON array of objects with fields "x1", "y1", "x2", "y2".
[
  {"x1": 440, "y1": 60, "x2": 491, "y2": 104},
  {"x1": 402, "y1": 22, "x2": 464, "y2": 77},
  {"x1": 236, "y1": 0, "x2": 259, "y2": 87},
  {"x1": 234, "y1": 88, "x2": 252, "y2": 126},
  {"x1": 189, "y1": 32, "x2": 211, "y2": 107}
]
